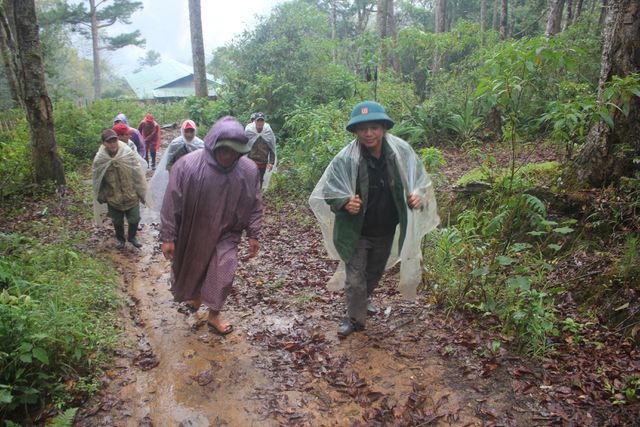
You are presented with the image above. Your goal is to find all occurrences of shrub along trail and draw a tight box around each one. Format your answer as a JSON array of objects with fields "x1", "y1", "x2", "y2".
[{"x1": 73, "y1": 138, "x2": 638, "y2": 426}]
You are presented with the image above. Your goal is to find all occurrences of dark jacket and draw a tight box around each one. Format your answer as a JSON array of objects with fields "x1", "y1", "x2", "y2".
[{"x1": 327, "y1": 138, "x2": 409, "y2": 262}]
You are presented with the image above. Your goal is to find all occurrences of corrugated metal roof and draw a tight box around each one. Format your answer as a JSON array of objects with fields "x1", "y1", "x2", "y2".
[
  {"x1": 153, "y1": 85, "x2": 216, "y2": 98},
  {"x1": 125, "y1": 58, "x2": 217, "y2": 99}
]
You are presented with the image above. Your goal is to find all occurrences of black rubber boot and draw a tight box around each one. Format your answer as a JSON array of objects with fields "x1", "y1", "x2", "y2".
[
  {"x1": 114, "y1": 224, "x2": 125, "y2": 249},
  {"x1": 127, "y1": 223, "x2": 142, "y2": 248}
]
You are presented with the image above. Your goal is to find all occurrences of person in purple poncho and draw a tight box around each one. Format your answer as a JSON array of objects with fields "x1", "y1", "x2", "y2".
[
  {"x1": 113, "y1": 113, "x2": 146, "y2": 158},
  {"x1": 159, "y1": 116, "x2": 263, "y2": 335}
]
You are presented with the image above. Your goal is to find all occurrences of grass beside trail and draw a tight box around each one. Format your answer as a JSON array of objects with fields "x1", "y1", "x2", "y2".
[{"x1": 0, "y1": 184, "x2": 125, "y2": 424}]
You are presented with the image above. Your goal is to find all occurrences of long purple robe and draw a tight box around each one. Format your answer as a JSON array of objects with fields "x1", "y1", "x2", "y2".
[{"x1": 159, "y1": 116, "x2": 263, "y2": 310}]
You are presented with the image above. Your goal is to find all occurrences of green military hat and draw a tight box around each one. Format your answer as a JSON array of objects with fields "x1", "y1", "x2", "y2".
[{"x1": 345, "y1": 101, "x2": 394, "y2": 133}]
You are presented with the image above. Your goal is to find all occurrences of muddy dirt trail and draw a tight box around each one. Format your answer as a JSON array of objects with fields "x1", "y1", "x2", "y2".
[{"x1": 75, "y1": 137, "x2": 544, "y2": 426}]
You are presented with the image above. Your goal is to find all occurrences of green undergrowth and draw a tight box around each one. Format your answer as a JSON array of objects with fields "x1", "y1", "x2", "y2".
[
  {"x1": 456, "y1": 160, "x2": 561, "y2": 187},
  {"x1": 424, "y1": 160, "x2": 579, "y2": 357},
  {"x1": 0, "y1": 232, "x2": 124, "y2": 422}
]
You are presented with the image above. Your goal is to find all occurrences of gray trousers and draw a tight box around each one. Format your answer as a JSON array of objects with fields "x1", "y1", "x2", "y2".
[{"x1": 345, "y1": 234, "x2": 395, "y2": 325}]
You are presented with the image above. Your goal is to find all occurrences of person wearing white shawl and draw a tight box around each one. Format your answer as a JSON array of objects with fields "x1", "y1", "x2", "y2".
[
  {"x1": 147, "y1": 119, "x2": 204, "y2": 211},
  {"x1": 92, "y1": 129, "x2": 149, "y2": 249},
  {"x1": 245, "y1": 112, "x2": 276, "y2": 189},
  {"x1": 309, "y1": 101, "x2": 439, "y2": 338}
]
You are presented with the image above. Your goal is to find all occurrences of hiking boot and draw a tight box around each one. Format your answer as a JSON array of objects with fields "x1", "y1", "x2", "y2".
[
  {"x1": 337, "y1": 317, "x2": 364, "y2": 338},
  {"x1": 128, "y1": 223, "x2": 142, "y2": 248},
  {"x1": 114, "y1": 224, "x2": 125, "y2": 249},
  {"x1": 128, "y1": 238, "x2": 142, "y2": 248}
]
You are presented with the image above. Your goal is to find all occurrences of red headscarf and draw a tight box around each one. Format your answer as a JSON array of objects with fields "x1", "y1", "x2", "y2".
[{"x1": 112, "y1": 122, "x2": 130, "y2": 136}]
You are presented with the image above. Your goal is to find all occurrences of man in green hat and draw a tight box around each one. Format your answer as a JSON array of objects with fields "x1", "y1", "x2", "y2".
[{"x1": 309, "y1": 101, "x2": 439, "y2": 337}]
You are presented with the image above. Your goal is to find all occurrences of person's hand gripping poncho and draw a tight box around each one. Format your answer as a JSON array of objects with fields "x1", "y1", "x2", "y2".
[
  {"x1": 245, "y1": 121, "x2": 277, "y2": 189},
  {"x1": 91, "y1": 141, "x2": 151, "y2": 226},
  {"x1": 308, "y1": 133, "x2": 439, "y2": 300}
]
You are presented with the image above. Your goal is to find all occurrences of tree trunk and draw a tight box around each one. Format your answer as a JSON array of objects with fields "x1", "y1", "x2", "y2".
[
  {"x1": 565, "y1": 0, "x2": 574, "y2": 29},
  {"x1": 481, "y1": 0, "x2": 487, "y2": 32},
  {"x1": 576, "y1": 0, "x2": 584, "y2": 19},
  {"x1": 0, "y1": 7, "x2": 23, "y2": 108},
  {"x1": 432, "y1": 0, "x2": 446, "y2": 73},
  {"x1": 377, "y1": 0, "x2": 398, "y2": 72},
  {"x1": 599, "y1": 0, "x2": 609, "y2": 26},
  {"x1": 435, "y1": 0, "x2": 446, "y2": 33},
  {"x1": 571, "y1": 0, "x2": 640, "y2": 187},
  {"x1": 89, "y1": 0, "x2": 101, "y2": 100},
  {"x1": 188, "y1": 0, "x2": 207, "y2": 97},
  {"x1": 492, "y1": 0, "x2": 499, "y2": 30},
  {"x1": 0, "y1": 0, "x2": 65, "y2": 186},
  {"x1": 386, "y1": 0, "x2": 399, "y2": 72},
  {"x1": 330, "y1": 0, "x2": 337, "y2": 63},
  {"x1": 499, "y1": 0, "x2": 508, "y2": 39},
  {"x1": 546, "y1": 0, "x2": 565, "y2": 35}
]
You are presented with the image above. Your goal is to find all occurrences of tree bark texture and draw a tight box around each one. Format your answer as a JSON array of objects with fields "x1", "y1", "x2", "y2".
[
  {"x1": 435, "y1": 0, "x2": 446, "y2": 33},
  {"x1": 481, "y1": 0, "x2": 487, "y2": 32},
  {"x1": 500, "y1": 0, "x2": 508, "y2": 39},
  {"x1": 89, "y1": 0, "x2": 101, "y2": 100},
  {"x1": 492, "y1": 0, "x2": 499, "y2": 30},
  {"x1": 0, "y1": 5, "x2": 22, "y2": 108},
  {"x1": 546, "y1": 0, "x2": 566, "y2": 35},
  {"x1": 565, "y1": 0, "x2": 574, "y2": 29},
  {"x1": 432, "y1": 0, "x2": 446, "y2": 73},
  {"x1": 599, "y1": 0, "x2": 609, "y2": 26},
  {"x1": 572, "y1": 0, "x2": 640, "y2": 187},
  {"x1": 330, "y1": 0, "x2": 337, "y2": 63},
  {"x1": 0, "y1": 0, "x2": 65, "y2": 186},
  {"x1": 376, "y1": 0, "x2": 398, "y2": 72},
  {"x1": 189, "y1": 0, "x2": 208, "y2": 97},
  {"x1": 576, "y1": 0, "x2": 584, "y2": 19}
]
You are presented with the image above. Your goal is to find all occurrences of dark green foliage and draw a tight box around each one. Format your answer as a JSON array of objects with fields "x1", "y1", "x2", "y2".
[
  {"x1": 270, "y1": 101, "x2": 353, "y2": 198},
  {"x1": 0, "y1": 99, "x2": 193, "y2": 197},
  {"x1": 0, "y1": 233, "x2": 124, "y2": 419}
]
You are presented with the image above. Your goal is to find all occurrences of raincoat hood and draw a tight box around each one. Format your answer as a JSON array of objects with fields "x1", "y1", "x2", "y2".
[
  {"x1": 113, "y1": 113, "x2": 129, "y2": 126},
  {"x1": 204, "y1": 116, "x2": 250, "y2": 153},
  {"x1": 181, "y1": 119, "x2": 198, "y2": 141}
]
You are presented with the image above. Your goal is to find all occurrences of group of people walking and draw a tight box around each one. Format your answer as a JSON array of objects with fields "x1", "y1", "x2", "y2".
[{"x1": 91, "y1": 102, "x2": 438, "y2": 338}]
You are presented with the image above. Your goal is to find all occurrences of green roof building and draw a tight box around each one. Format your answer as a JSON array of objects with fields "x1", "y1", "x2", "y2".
[{"x1": 125, "y1": 59, "x2": 217, "y2": 101}]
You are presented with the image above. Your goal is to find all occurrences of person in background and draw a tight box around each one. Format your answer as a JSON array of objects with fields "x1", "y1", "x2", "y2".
[
  {"x1": 113, "y1": 122, "x2": 139, "y2": 154},
  {"x1": 160, "y1": 116, "x2": 263, "y2": 335},
  {"x1": 113, "y1": 113, "x2": 145, "y2": 158},
  {"x1": 245, "y1": 112, "x2": 276, "y2": 188},
  {"x1": 165, "y1": 119, "x2": 204, "y2": 171},
  {"x1": 138, "y1": 114, "x2": 161, "y2": 170},
  {"x1": 146, "y1": 120, "x2": 205, "y2": 211},
  {"x1": 92, "y1": 129, "x2": 148, "y2": 249}
]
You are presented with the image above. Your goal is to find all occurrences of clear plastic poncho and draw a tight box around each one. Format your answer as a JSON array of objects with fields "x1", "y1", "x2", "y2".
[
  {"x1": 308, "y1": 133, "x2": 439, "y2": 300},
  {"x1": 147, "y1": 120, "x2": 205, "y2": 211},
  {"x1": 245, "y1": 122, "x2": 277, "y2": 190},
  {"x1": 91, "y1": 141, "x2": 151, "y2": 226}
]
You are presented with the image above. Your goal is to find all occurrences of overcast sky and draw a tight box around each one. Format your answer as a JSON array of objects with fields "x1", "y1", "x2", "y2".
[{"x1": 83, "y1": 0, "x2": 287, "y2": 75}]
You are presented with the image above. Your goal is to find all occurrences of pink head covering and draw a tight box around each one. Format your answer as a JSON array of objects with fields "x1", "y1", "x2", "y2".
[{"x1": 145, "y1": 114, "x2": 154, "y2": 122}]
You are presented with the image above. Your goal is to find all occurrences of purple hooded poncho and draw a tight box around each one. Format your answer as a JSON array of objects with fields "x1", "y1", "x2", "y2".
[
  {"x1": 159, "y1": 116, "x2": 263, "y2": 310},
  {"x1": 113, "y1": 113, "x2": 146, "y2": 157}
]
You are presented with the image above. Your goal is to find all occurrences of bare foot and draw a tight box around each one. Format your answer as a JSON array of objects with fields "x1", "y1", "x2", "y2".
[{"x1": 207, "y1": 311, "x2": 233, "y2": 335}]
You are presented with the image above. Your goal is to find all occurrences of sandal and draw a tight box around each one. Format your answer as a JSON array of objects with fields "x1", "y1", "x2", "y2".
[
  {"x1": 207, "y1": 322, "x2": 234, "y2": 336},
  {"x1": 177, "y1": 302, "x2": 199, "y2": 315}
]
